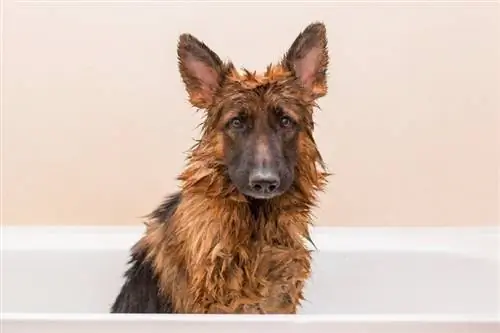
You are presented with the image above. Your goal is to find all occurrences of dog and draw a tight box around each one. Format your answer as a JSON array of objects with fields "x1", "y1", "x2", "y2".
[{"x1": 111, "y1": 21, "x2": 329, "y2": 314}]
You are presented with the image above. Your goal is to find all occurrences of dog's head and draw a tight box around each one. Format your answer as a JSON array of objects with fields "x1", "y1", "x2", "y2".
[{"x1": 178, "y1": 22, "x2": 328, "y2": 200}]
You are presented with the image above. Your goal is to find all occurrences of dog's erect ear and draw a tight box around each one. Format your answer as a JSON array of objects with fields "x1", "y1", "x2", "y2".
[
  {"x1": 177, "y1": 34, "x2": 225, "y2": 109},
  {"x1": 282, "y1": 22, "x2": 329, "y2": 99}
]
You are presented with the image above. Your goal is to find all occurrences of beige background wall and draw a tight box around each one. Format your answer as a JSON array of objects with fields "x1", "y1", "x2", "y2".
[{"x1": 2, "y1": 1, "x2": 498, "y2": 226}]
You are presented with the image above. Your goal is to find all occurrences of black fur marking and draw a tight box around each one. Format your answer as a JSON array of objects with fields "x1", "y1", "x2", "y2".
[
  {"x1": 147, "y1": 192, "x2": 182, "y2": 223},
  {"x1": 110, "y1": 193, "x2": 182, "y2": 313},
  {"x1": 110, "y1": 249, "x2": 173, "y2": 313}
]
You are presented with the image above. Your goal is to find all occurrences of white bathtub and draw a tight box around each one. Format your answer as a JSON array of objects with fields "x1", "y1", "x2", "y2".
[{"x1": 1, "y1": 226, "x2": 499, "y2": 333}]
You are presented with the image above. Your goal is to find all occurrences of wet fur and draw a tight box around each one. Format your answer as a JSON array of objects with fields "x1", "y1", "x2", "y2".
[
  {"x1": 110, "y1": 194, "x2": 180, "y2": 313},
  {"x1": 111, "y1": 22, "x2": 329, "y2": 314}
]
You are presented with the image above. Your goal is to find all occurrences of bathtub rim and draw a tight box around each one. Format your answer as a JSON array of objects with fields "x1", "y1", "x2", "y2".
[{"x1": 1, "y1": 225, "x2": 498, "y2": 261}]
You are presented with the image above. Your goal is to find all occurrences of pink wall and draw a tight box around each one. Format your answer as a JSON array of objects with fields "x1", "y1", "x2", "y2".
[{"x1": 2, "y1": 1, "x2": 498, "y2": 226}]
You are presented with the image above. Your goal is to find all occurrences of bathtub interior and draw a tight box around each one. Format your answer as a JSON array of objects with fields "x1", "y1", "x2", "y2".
[{"x1": 1, "y1": 227, "x2": 499, "y2": 316}]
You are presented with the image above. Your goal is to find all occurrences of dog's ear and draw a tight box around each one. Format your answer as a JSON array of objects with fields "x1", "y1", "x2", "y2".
[
  {"x1": 177, "y1": 34, "x2": 225, "y2": 109},
  {"x1": 282, "y1": 22, "x2": 329, "y2": 99}
]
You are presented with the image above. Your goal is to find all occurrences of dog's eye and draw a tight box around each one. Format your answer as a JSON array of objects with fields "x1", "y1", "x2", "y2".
[
  {"x1": 279, "y1": 115, "x2": 293, "y2": 128},
  {"x1": 229, "y1": 117, "x2": 245, "y2": 130}
]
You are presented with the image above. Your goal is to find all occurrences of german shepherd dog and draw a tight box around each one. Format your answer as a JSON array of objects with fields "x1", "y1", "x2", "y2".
[{"x1": 111, "y1": 22, "x2": 329, "y2": 314}]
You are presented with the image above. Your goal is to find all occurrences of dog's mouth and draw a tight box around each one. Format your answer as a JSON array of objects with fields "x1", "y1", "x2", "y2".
[{"x1": 242, "y1": 188, "x2": 285, "y2": 200}]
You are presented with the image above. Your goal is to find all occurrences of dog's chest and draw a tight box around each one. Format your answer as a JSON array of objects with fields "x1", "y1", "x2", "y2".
[{"x1": 201, "y1": 244, "x2": 311, "y2": 314}]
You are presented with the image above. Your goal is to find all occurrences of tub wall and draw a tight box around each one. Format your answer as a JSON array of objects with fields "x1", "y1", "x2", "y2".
[{"x1": 2, "y1": 0, "x2": 498, "y2": 226}]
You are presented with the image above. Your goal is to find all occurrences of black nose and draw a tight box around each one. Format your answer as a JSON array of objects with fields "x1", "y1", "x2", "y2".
[{"x1": 249, "y1": 171, "x2": 281, "y2": 194}]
